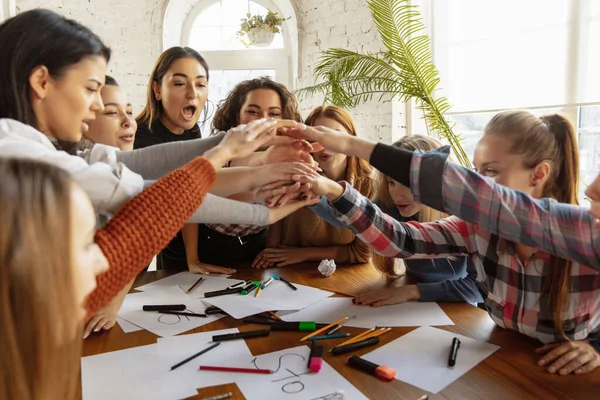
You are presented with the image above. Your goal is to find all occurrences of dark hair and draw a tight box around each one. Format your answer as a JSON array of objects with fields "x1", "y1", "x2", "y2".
[
  {"x1": 211, "y1": 77, "x2": 302, "y2": 134},
  {"x1": 137, "y1": 46, "x2": 210, "y2": 131},
  {"x1": 0, "y1": 9, "x2": 111, "y2": 129},
  {"x1": 104, "y1": 75, "x2": 118, "y2": 86}
]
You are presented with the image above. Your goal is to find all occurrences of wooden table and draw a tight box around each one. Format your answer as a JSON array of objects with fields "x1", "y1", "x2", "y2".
[{"x1": 83, "y1": 262, "x2": 599, "y2": 400}]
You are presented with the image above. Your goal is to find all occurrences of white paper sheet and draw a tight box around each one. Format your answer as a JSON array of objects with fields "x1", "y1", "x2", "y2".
[
  {"x1": 362, "y1": 326, "x2": 500, "y2": 393},
  {"x1": 81, "y1": 344, "x2": 197, "y2": 400},
  {"x1": 233, "y1": 346, "x2": 368, "y2": 400},
  {"x1": 254, "y1": 280, "x2": 333, "y2": 310},
  {"x1": 116, "y1": 316, "x2": 142, "y2": 333},
  {"x1": 118, "y1": 286, "x2": 223, "y2": 337},
  {"x1": 82, "y1": 329, "x2": 251, "y2": 400},
  {"x1": 202, "y1": 294, "x2": 296, "y2": 319},
  {"x1": 280, "y1": 297, "x2": 454, "y2": 327},
  {"x1": 157, "y1": 328, "x2": 254, "y2": 394},
  {"x1": 135, "y1": 272, "x2": 243, "y2": 299}
]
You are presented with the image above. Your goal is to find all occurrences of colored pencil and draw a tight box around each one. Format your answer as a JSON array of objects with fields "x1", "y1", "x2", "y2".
[
  {"x1": 199, "y1": 393, "x2": 233, "y2": 400},
  {"x1": 334, "y1": 328, "x2": 375, "y2": 349},
  {"x1": 267, "y1": 311, "x2": 282, "y2": 321},
  {"x1": 308, "y1": 333, "x2": 350, "y2": 341},
  {"x1": 199, "y1": 365, "x2": 273, "y2": 374},
  {"x1": 364, "y1": 327, "x2": 392, "y2": 339},
  {"x1": 170, "y1": 342, "x2": 221, "y2": 371},
  {"x1": 327, "y1": 315, "x2": 356, "y2": 335},
  {"x1": 300, "y1": 316, "x2": 349, "y2": 342},
  {"x1": 255, "y1": 281, "x2": 264, "y2": 297},
  {"x1": 186, "y1": 277, "x2": 204, "y2": 294}
]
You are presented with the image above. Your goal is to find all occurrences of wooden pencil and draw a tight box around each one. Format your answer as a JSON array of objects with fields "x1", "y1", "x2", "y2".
[
  {"x1": 333, "y1": 327, "x2": 375, "y2": 348},
  {"x1": 267, "y1": 311, "x2": 282, "y2": 321},
  {"x1": 300, "y1": 316, "x2": 349, "y2": 342},
  {"x1": 322, "y1": 288, "x2": 355, "y2": 297},
  {"x1": 364, "y1": 327, "x2": 392, "y2": 339}
]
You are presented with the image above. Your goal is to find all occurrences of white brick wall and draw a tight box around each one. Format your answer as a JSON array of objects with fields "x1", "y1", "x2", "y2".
[
  {"x1": 16, "y1": 0, "x2": 167, "y2": 114},
  {"x1": 294, "y1": 0, "x2": 399, "y2": 142},
  {"x1": 15, "y1": 0, "x2": 401, "y2": 142}
]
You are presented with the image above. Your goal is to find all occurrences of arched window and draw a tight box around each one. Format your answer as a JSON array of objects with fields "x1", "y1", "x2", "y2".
[{"x1": 163, "y1": 0, "x2": 298, "y2": 136}]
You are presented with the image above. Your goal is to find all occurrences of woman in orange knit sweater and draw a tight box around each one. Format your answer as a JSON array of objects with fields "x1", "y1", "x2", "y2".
[{"x1": 253, "y1": 106, "x2": 374, "y2": 268}]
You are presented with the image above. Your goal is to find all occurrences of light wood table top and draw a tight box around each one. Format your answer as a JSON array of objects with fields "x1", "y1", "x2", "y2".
[{"x1": 82, "y1": 262, "x2": 599, "y2": 400}]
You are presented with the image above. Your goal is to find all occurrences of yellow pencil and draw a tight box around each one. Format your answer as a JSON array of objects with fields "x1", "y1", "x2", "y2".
[
  {"x1": 333, "y1": 327, "x2": 375, "y2": 348},
  {"x1": 255, "y1": 281, "x2": 264, "y2": 297},
  {"x1": 300, "y1": 316, "x2": 349, "y2": 342},
  {"x1": 267, "y1": 311, "x2": 282, "y2": 321},
  {"x1": 364, "y1": 327, "x2": 392, "y2": 339}
]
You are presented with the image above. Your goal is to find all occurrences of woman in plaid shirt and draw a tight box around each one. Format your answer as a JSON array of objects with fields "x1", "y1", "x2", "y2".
[{"x1": 284, "y1": 111, "x2": 600, "y2": 376}]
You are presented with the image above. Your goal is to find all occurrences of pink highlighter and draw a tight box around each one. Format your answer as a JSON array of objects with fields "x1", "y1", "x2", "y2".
[{"x1": 308, "y1": 342, "x2": 324, "y2": 372}]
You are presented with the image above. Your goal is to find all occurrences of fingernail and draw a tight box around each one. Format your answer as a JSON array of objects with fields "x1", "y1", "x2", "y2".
[
  {"x1": 94, "y1": 328, "x2": 100, "y2": 332},
  {"x1": 575, "y1": 369, "x2": 582, "y2": 374},
  {"x1": 538, "y1": 360, "x2": 546, "y2": 366},
  {"x1": 548, "y1": 367, "x2": 555, "y2": 373},
  {"x1": 301, "y1": 195, "x2": 308, "y2": 201},
  {"x1": 559, "y1": 369, "x2": 567, "y2": 375},
  {"x1": 276, "y1": 202, "x2": 281, "y2": 207},
  {"x1": 83, "y1": 333, "x2": 89, "y2": 339}
]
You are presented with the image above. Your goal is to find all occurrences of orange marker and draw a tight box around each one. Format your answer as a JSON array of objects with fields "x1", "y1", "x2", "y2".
[{"x1": 347, "y1": 355, "x2": 396, "y2": 381}]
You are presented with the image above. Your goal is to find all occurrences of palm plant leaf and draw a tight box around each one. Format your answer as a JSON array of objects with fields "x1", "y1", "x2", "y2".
[{"x1": 296, "y1": 0, "x2": 471, "y2": 167}]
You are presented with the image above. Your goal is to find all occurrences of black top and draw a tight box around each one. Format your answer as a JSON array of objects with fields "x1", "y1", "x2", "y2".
[
  {"x1": 134, "y1": 119, "x2": 201, "y2": 150},
  {"x1": 134, "y1": 118, "x2": 201, "y2": 270},
  {"x1": 369, "y1": 142, "x2": 413, "y2": 187}
]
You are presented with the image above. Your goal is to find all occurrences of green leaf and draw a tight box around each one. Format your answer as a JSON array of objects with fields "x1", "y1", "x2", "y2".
[{"x1": 295, "y1": 0, "x2": 471, "y2": 167}]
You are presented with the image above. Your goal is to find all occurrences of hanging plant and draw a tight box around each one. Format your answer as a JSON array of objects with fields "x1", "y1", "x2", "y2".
[{"x1": 237, "y1": 10, "x2": 289, "y2": 48}]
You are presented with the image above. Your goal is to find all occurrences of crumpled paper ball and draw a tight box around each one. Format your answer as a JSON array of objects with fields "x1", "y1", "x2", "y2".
[{"x1": 318, "y1": 259, "x2": 336, "y2": 276}]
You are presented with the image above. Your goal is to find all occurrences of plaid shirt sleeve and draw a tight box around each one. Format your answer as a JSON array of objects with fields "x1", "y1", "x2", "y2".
[
  {"x1": 329, "y1": 183, "x2": 473, "y2": 258},
  {"x1": 410, "y1": 150, "x2": 600, "y2": 271}
]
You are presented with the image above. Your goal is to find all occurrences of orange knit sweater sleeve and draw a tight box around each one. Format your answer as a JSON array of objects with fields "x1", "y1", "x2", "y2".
[{"x1": 85, "y1": 156, "x2": 216, "y2": 316}]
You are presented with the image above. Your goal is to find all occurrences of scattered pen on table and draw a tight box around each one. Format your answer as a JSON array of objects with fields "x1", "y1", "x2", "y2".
[
  {"x1": 170, "y1": 342, "x2": 221, "y2": 371},
  {"x1": 159, "y1": 311, "x2": 207, "y2": 318},
  {"x1": 416, "y1": 395, "x2": 428, "y2": 400},
  {"x1": 278, "y1": 276, "x2": 298, "y2": 291},
  {"x1": 267, "y1": 311, "x2": 282, "y2": 321},
  {"x1": 300, "y1": 316, "x2": 349, "y2": 342},
  {"x1": 142, "y1": 304, "x2": 186, "y2": 312},
  {"x1": 327, "y1": 315, "x2": 356, "y2": 335},
  {"x1": 199, "y1": 392, "x2": 233, "y2": 400},
  {"x1": 186, "y1": 277, "x2": 204, "y2": 294},
  {"x1": 448, "y1": 337, "x2": 460, "y2": 367},
  {"x1": 255, "y1": 281, "x2": 264, "y2": 297},
  {"x1": 321, "y1": 288, "x2": 355, "y2": 298},
  {"x1": 261, "y1": 274, "x2": 277, "y2": 289},
  {"x1": 333, "y1": 327, "x2": 376, "y2": 350},
  {"x1": 227, "y1": 279, "x2": 251, "y2": 289},
  {"x1": 308, "y1": 333, "x2": 350, "y2": 341},
  {"x1": 199, "y1": 365, "x2": 273, "y2": 374}
]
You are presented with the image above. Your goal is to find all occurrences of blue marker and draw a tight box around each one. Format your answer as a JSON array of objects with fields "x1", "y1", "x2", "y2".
[
  {"x1": 261, "y1": 274, "x2": 278, "y2": 289},
  {"x1": 308, "y1": 333, "x2": 350, "y2": 341}
]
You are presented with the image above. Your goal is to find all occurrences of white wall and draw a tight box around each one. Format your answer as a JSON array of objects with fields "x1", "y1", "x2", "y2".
[{"x1": 15, "y1": 0, "x2": 401, "y2": 142}]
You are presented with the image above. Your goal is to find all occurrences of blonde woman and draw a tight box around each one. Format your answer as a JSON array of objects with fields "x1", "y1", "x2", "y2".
[
  {"x1": 254, "y1": 106, "x2": 373, "y2": 267},
  {"x1": 353, "y1": 135, "x2": 482, "y2": 306}
]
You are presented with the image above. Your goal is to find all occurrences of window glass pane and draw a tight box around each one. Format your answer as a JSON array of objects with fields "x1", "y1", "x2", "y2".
[
  {"x1": 200, "y1": 69, "x2": 276, "y2": 137},
  {"x1": 579, "y1": 105, "x2": 600, "y2": 204},
  {"x1": 439, "y1": 0, "x2": 570, "y2": 111},
  {"x1": 189, "y1": 0, "x2": 284, "y2": 50},
  {"x1": 194, "y1": 2, "x2": 221, "y2": 27},
  {"x1": 578, "y1": 18, "x2": 600, "y2": 103}
]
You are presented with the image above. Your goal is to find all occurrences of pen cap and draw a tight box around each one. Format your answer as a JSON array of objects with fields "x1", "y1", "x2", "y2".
[
  {"x1": 308, "y1": 342, "x2": 324, "y2": 372},
  {"x1": 331, "y1": 337, "x2": 380, "y2": 355}
]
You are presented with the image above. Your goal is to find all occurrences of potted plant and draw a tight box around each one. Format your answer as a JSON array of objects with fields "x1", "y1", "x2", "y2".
[
  {"x1": 237, "y1": 10, "x2": 289, "y2": 48},
  {"x1": 296, "y1": 0, "x2": 471, "y2": 168}
]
